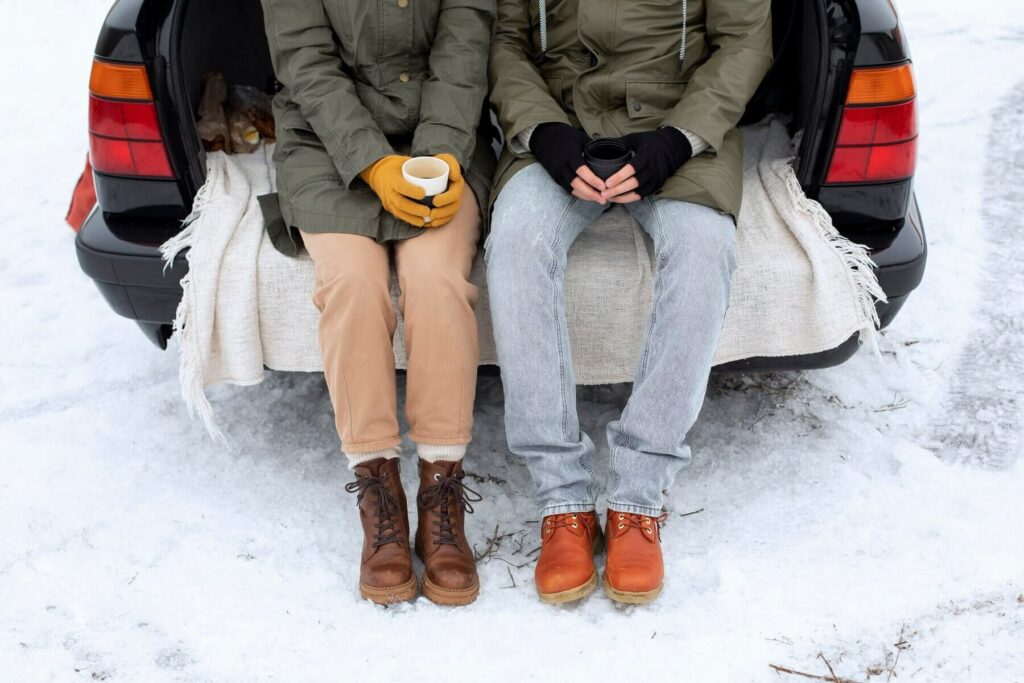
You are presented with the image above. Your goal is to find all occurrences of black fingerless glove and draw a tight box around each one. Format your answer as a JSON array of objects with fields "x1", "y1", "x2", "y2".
[
  {"x1": 621, "y1": 127, "x2": 694, "y2": 197},
  {"x1": 529, "y1": 122, "x2": 591, "y2": 192}
]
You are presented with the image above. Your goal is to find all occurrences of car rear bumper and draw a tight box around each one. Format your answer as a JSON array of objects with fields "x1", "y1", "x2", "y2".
[
  {"x1": 76, "y1": 208, "x2": 187, "y2": 348},
  {"x1": 76, "y1": 196, "x2": 928, "y2": 367}
]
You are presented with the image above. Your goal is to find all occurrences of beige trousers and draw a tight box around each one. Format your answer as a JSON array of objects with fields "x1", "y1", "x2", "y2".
[{"x1": 301, "y1": 192, "x2": 481, "y2": 462}]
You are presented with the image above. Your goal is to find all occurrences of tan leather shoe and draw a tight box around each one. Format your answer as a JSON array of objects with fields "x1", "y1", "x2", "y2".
[
  {"x1": 345, "y1": 458, "x2": 418, "y2": 604},
  {"x1": 535, "y1": 511, "x2": 603, "y2": 604},
  {"x1": 603, "y1": 511, "x2": 665, "y2": 604},
  {"x1": 415, "y1": 460, "x2": 482, "y2": 606}
]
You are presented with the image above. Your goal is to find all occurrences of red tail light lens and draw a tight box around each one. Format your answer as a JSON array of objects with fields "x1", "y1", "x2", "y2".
[
  {"x1": 826, "y1": 138, "x2": 918, "y2": 184},
  {"x1": 835, "y1": 100, "x2": 918, "y2": 147},
  {"x1": 89, "y1": 97, "x2": 163, "y2": 140},
  {"x1": 826, "y1": 62, "x2": 918, "y2": 185},
  {"x1": 89, "y1": 136, "x2": 174, "y2": 178},
  {"x1": 87, "y1": 59, "x2": 174, "y2": 179}
]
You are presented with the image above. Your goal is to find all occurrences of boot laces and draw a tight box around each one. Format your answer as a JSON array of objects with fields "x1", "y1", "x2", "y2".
[
  {"x1": 345, "y1": 476, "x2": 402, "y2": 548},
  {"x1": 417, "y1": 471, "x2": 482, "y2": 546},
  {"x1": 544, "y1": 513, "x2": 587, "y2": 536},
  {"x1": 612, "y1": 511, "x2": 669, "y2": 537}
]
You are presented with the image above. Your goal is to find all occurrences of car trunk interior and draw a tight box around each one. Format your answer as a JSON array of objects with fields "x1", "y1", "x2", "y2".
[{"x1": 173, "y1": 0, "x2": 826, "y2": 190}]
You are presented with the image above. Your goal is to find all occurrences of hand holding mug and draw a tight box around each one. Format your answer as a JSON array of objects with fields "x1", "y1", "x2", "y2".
[
  {"x1": 401, "y1": 154, "x2": 464, "y2": 228},
  {"x1": 360, "y1": 155, "x2": 433, "y2": 227}
]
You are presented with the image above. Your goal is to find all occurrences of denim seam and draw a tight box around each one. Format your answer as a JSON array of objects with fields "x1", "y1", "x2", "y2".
[
  {"x1": 548, "y1": 197, "x2": 599, "y2": 502},
  {"x1": 608, "y1": 198, "x2": 668, "y2": 504},
  {"x1": 546, "y1": 197, "x2": 578, "y2": 443}
]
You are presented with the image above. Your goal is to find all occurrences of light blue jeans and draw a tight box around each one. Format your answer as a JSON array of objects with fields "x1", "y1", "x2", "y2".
[{"x1": 485, "y1": 164, "x2": 737, "y2": 517}]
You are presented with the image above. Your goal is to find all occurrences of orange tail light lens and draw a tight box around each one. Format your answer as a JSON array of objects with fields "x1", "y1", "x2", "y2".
[
  {"x1": 846, "y1": 63, "x2": 916, "y2": 106},
  {"x1": 89, "y1": 60, "x2": 153, "y2": 101}
]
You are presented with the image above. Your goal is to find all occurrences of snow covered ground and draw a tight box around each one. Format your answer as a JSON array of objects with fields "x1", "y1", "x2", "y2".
[{"x1": 2, "y1": 0, "x2": 1023, "y2": 680}]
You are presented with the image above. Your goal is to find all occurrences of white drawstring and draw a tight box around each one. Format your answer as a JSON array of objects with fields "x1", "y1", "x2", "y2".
[
  {"x1": 539, "y1": 0, "x2": 548, "y2": 54},
  {"x1": 679, "y1": 0, "x2": 688, "y2": 69}
]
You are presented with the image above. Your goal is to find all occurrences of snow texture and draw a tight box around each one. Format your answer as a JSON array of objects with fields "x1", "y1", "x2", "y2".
[{"x1": 1, "y1": 1, "x2": 1022, "y2": 681}]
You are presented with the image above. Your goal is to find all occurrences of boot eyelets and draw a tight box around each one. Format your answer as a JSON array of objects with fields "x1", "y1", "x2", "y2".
[
  {"x1": 434, "y1": 473, "x2": 441, "y2": 481},
  {"x1": 618, "y1": 523, "x2": 624, "y2": 529},
  {"x1": 646, "y1": 529, "x2": 653, "y2": 534},
  {"x1": 572, "y1": 523, "x2": 578, "y2": 528}
]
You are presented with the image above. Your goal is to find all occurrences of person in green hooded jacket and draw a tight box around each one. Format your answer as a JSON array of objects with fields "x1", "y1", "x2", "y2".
[
  {"x1": 259, "y1": 0, "x2": 496, "y2": 607},
  {"x1": 486, "y1": 0, "x2": 772, "y2": 605}
]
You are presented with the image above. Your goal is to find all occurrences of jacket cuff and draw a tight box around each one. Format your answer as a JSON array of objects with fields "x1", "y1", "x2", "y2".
[
  {"x1": 331, "y1": 130, "x2": 395, "y2": 188},
  {"x1": 509, "y1": 124, "x2": 538, "y2": 154},
  {"x1": 669, "y1": 127, "x2": 711, "y2": 156},
  {"x1": 505, "y1": 116, "x2": 571, "y2": 157},
  {"x1": 662, "y1": 107, "x2": 726, "y2": 155},
  {"x1": 411, "y1": 123, "x2": 475, "y2": 170}
]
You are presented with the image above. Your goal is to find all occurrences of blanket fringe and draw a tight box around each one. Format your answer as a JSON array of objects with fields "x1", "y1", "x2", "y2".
[
  {"x1": 160, "y1": 162, "x2": 227, "y2": 444},
  {"x1": 775, "y1": 158, "x2": 888, "y2": 356}
]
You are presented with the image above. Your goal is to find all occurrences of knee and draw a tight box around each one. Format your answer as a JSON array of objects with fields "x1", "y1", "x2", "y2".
[
  {"x1": 312, "y1": 262, "x2": 391, "y2": 316},
  {"x1": 399, "y1": 266, "x2": 477, "y2": 310},
  {"x1": 659, "y1": 218, "x2": 736, "y2": 273},
  {"x1": 484, "y1": 217, "x2": 561, "y2": 279}
]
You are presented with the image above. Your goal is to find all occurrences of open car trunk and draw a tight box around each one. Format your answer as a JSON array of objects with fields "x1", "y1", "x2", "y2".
[{"x1": 167, "y1": 0, "x2": 836, "y2": 200}]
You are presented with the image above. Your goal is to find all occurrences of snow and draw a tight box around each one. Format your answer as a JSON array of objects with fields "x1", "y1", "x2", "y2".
[{"x1": 1, "y1": 0, "x2": 1023, "y2": 681}]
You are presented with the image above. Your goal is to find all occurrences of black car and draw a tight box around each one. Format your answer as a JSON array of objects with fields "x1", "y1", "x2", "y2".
[{"x1": 76, "y1": 0, "x2": 927, "y2": 371}]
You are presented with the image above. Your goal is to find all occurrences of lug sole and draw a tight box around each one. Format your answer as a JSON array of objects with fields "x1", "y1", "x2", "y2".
[
  {"x1": 359, "y1": 574, "x2": 419, "y2": 605},
  {"x1": 538, "y1": 570, "x2": 599, "y2": 605},
  {"x1": 602, "y1": 575, "x2": 663, "y2": 605},
  {"x1": 422, "y1": 575, "x2": 480, "y2": 606}
]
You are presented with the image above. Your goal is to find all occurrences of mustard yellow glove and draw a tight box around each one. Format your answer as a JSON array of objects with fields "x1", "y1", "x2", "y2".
[
  {"x1": 360, "y1": 155, "x2": 431, "y2": 227},
  {"x1": 424, "y1": 153, "x2": 466, "y2": 229}
]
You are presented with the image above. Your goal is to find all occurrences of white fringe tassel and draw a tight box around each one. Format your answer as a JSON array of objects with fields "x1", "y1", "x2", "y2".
[
  {"x1": 159, "y1": 161, "x2": 228, "y2": 444},
  {"x1": 775, "y1": 157, "x2": 888, "y2": 357}
]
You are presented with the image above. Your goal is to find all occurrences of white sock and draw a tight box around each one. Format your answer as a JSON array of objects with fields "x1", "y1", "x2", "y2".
[
  {"x1": 417, "y1": 443, "x2": 467, "y2": 463},
  {"x1": 345, "y1": 445, "x2": 402, "y2": 469}
]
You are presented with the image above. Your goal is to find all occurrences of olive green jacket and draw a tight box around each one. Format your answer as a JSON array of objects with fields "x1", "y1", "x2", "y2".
[
  {"x1": 259, "y1": 0, "x2": 497, "y2": 254},
  {"x1": 488, "y1": 0, "x2": 772, "y2": 219}
]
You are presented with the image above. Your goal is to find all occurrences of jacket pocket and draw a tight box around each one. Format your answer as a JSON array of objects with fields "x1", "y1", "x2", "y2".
[{"x1": 625, "y1": 80, "x2": 687, "y2": 119}]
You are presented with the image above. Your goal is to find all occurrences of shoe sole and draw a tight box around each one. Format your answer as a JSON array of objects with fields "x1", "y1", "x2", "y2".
[
  {"x1": 538, "y1": 570, "x2": 599, "y2": 605},
  {"x1": 602, "y1": 575, "x2": 663, "y2": 605},
  {"x1": 422, "y1": 576, "x2": 480, "y2": 606},
  {"x1": 360, "y1": 574, "x2": 419, "y2": 605}
]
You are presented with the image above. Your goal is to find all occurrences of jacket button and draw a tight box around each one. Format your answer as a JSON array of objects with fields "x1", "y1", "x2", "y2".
[
  {"x1": 399, "y1": 72, "x2": 410, "y2": 83},
  {"x1": 633, "y1": 103, "x2": 642, "y2": 112}
]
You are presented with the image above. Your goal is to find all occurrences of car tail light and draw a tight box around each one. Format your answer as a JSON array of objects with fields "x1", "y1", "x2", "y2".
[
  {"x1": 88, "y1": 59, "x2": 173, "y2": 179},
  {"x1": 826, "y1": 62, "x2": 917, "y2": 185}
]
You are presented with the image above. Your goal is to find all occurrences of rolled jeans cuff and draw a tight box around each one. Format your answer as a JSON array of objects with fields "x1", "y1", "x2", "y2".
[
  {"x1": 539, "y1": 502, "x2": 597, "y2": 518},
  {"x1": 606, "y1": 501, "x2": 665, "y2": 518}
]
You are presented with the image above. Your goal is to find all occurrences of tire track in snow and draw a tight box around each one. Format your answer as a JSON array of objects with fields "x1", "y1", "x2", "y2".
[{"x1": 933, "y1": 83, "x2": 1024, "y2": 468}]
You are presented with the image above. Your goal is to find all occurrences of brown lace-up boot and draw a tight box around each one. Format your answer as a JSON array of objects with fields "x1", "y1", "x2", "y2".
[
  {"x1": 415, "y1": 460, "x2": 482, "y2": 606},
  {"x1": 535, "y1": 511, "x2": 603, "y2": 604},
  {"x1": 603, "y1": 511, "x2": 667, "y2": 604},
  {"x1": 344, "y1": 458, "x2": 417, "y2": 604}
]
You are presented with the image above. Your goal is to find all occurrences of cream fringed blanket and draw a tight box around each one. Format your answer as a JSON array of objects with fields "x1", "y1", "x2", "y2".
[{"x1": 162, "y1": 119, "x2": 884, "y2": 437}]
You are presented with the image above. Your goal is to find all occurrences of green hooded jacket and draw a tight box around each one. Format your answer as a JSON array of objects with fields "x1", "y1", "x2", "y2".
[
  {"x1": 488, "y1": 0, "x2": 772, "y2": 219},
  {"x1": 259, "y1": 0, "x2": 497, "y2": 255}
]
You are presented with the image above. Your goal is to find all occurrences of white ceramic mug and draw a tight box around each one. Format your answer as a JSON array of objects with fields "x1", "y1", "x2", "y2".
[{"x1": 402, "y1": 156, "x2": 450, "y2": 198}]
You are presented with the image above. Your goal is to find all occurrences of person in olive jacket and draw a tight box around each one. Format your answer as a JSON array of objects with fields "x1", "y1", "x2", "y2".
[
  {"x1": 259, "y1": 0, "x2": 496, "y2": 607},
  {"x1": 486, "y1": 0, "x2": 772, "y2": 605}
]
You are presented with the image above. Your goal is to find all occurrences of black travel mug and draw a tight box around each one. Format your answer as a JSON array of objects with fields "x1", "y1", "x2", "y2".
[{"x1": 583, "y1": 138, "x2": 633, "y2": 180}]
